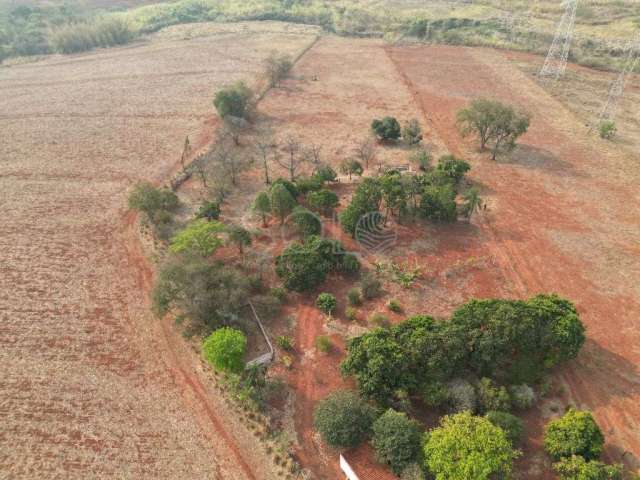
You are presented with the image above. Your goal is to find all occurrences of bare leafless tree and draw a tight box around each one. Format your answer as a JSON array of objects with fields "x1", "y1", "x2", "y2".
[
  {"x1": 275, "y1": 135, "x2": 304, "y2": 181},
  {"x1": 221, "y1": 116, "x2": 250, "y2": 146},
  {"x1": 180, "y1": 136, "x2": 192, "y2": 172},
  {"x1": 255, "y1": 129, "x2": 276, "y2": 185},
  {"x1": 354, "y1": 136, "x2": 376, "y2": 170},
  {"x1": 303, "y1": 143, "x2": 322, "y2": 166}
]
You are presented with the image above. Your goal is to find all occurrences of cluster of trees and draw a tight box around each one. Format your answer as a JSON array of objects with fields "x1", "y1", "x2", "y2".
[
  {"x1": 313, "y1": 392, "x2": 520, "y2": 479},
  {"x1": 338, "y1": 154, "x2": 478, "y2": 235},
  {"x1": 457, "y1": 98, "x2": 530, "y2": 160},
  {"x1": 371, "y1": 116, "x2": 422, "y2": 145},
  {"x1": 341, "y1": 294, "x2": 586, "y2": 406},
  {"x1": 544, "y1": 409, "x2": 622, "y2": 480},
  {"x1": 275, "y1": 235, "x2": 360, "y2": 291},
  {"x1": 128, "y1": 182, "x2": 180, "y2": 239}
]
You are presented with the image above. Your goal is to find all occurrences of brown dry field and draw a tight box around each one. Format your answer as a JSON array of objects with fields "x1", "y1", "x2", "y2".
[
  {"x1": 210, "y1": 36, "x2": 639, "y2": 478},
  {"x1": 0, "y1": 21, "x2": 318, "y2": 479}
]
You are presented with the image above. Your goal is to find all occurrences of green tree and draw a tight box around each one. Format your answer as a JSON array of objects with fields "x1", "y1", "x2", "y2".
[
  {"x1": 290, "y1": 206, "x2": 321, "y2": 237},
  {"x1": 307, "y1": 189, "x2": 339, "y2": 215},
  {"x1": 423, "y1": 412, "x2": 520, "y2": 480},
  {"x1": 316, "y1": 292, "x2": 337, "y2": 315},
  {"x1": 553, "y1": 455, "x2": 622, "y2": 480},
  {"x1": 253, "y1": 191, "x2": 271, "y2": 227},
  {"x1": 460, "y1": 187, "x2": 482, "y2": 221},
  {"x1": 152, "y1": 257, "x2": 250, "y2": 328},
  {"x1": 196, "y1": 200, "x2": 220, "y2": 221},
  {"x1": 213, "y1": 81, "x2": 253, "y2": 119},
  {"x1": 128, "y1": 182, "x2": 179, "y2": 221},
  {"x1": 436, "y1": 155, "x2": 471, "y2": 184},
  {"x1": 457, "y1": 99, "x2": 530, "y2": 160},
  {"x1": 339, "y1": 178, "x2": 383, "y2": 236},
  {"x1": 420, "y1": 184, "x2": 457, "y2": 222},
  {"x1": 372, "y1": 116, "x2": 401, "y2": 141},
  {"x1": 313, "y1": 390, "x2": 376, "y2": 448},
  {"x1": 544, "y1": 409, "x2": 605, "y2": 461},
  {"x1": 264, "y1": 51, "x2": 292, "y2": 87},
  {"x1": 411, "y1": 149, "x2": 432, "y2": 171},
  {"x1": 169, "y1": 219, "x2": 224, "y2": 256},
  {"x1": 476, "y1": 377, "x2": 511, "y2": 414},
  {"x1": 314, "y1": 164, "x2": 337, "y2": 183},
  {"x1": 402, "y1": 118, "x2": 423, "y2": 145},
  {"x1": 270, "y1": 183, "x2": 297, "y2": 225},
  {"x1": 372, "y1": 409, "x2": 422, "y2": 475},
  {"x1": 226, "y1": 224, "x2": 251, "y2": 254},
  {"x1": 202, "y1": 327, "x2": 247, "y2": 373},
  {"x1": 485, "y1": 411, "x2": 524, "y2": 445},
  {"x1": 339, "y1": 159, "x2": 364, "y2": 180}
]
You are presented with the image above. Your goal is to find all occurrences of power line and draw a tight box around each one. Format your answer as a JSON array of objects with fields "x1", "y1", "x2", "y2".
[{"x1": 539, "y1": 0, "x2": 579, "y2": 80}]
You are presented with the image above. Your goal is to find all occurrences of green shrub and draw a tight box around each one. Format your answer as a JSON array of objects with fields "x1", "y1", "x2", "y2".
[
  {"x1": 598, "y1": 120, "x2": 616, "y2": 140},
  {"x1": 372, "y1": 409, "x2": 422, "y2": 475},
  {"x1": 422, "y1": 381, "x2": 449, "y2": 408},
  {"x1": 372, "y1": 116, "x2": 401, "y2": 141},
  {"x1": 387, "y1": 299, "x2": 402, "y2": 313},
  {"x1": 270, "y1": 287, "x2": 287, "y2": 302},
  {"x1": 410, "y1": 149, "x2": 432, "y2": 171},
  {"x1": 345, "y1": 306, "x2": 358, "y2": 321},
  {"x1": 369, "y1": 312, "x2": 389, "y2": 327},
  {"x1": 420, "y1": 184, "x2": 458, "y2": 222},
  {"x1": 313, "y1": 390, "x2": 376, "y2": 448},
  {"x1": 307, "y1": 188, "x2": 339, "y2": 215},
  {"x1": 128, "y1": 182, "x2": 179, "y2": 221},
  {"x1": 314, "y1": 165, "x2": 337, "y2": 183},
  {"x1": 342, "y1": 253, "x2": 361, "y2": 275},
  {"x1": 49, "y1": 16, "x2": 135, "y2": 54},
  {"x1": 544, "y1": 409, "x2": 605, "y2": 461},
  {"x1": 423, "y1": 412, "x2": 520, "y2": 480},
  {"x1": 400, "y1": 463, "x2": 425, "y2": 480},
  {"x1": 476, "y1": 378, "x2": 511, "y2": 414},
  {"x1": 169, "y1": 219, "x2": 224, "y2": 257},
  {"x1": 213, "y1": 81, "x2": 253, "y2": 119},
  {"x1": 196, "y1": 200, "x2": 220, "y2": 220},
  {"x1": 276, "y1": 335, "x2": 294, "y2": 351},
  {"x1": 316, "y1": 293, "x2": 337, "y2": 315},
  {"x1": 402, "y1": 119, "x2": 423, "y2": 145},
  {"x1": 295, "y1": 175, "x2": 324, "y2": 194},
  {"x1": 290, "y1": 206, "x2": 321, "y2": 237},
  {"x1": 486, "y1": 411, "x2": 524, "y2": 445},
  {"x1": 509, "y1": 384, "x2": 536, "y2": 410},
  {"x1": 447, "y1": 378, "x2": 477, "y2": 413},
  {"x1": 316, "y1": 335, "x2": 332, "y2": 353},
  {"x1": 202, "y1": 327, "x2": 247, "y2": 373},
  {"x1": 436, "y1": 155, "x2": 471, "y2": 184},
  {"x1": 553, "y1": 455, "x2": 622, "y2": 480},
  {"x1": 361, "y1": 275, "x2": 382, "y2": 299},
  {"x1": 270, "y1": 183, "x2": 297, "y2": 224},
  {"x1": 347, "y1": 287, "x2": 362, "y2": 306}
]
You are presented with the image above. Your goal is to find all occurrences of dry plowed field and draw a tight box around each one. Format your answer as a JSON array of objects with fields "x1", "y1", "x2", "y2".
[{"x1": 0, "y1": 22, "x2": 317, "y2": 479}]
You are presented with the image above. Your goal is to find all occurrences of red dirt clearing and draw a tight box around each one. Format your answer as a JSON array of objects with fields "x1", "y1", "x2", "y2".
[{"x1": 386, "y1": 44, "x2": 640, "y2": 470}]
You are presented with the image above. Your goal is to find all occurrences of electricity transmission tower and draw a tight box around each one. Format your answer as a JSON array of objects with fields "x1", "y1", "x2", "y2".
[
  {"x1": 539, "y1": 0, "x2": 579, "y2": 79},
  {"x1": 597, "y1": 34, "x2": 640, "y2": 123}
]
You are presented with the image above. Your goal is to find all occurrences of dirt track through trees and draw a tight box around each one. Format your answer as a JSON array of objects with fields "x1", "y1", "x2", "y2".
[{"x1": 0, "y1": 22, "x2": 317, "y2": 479}]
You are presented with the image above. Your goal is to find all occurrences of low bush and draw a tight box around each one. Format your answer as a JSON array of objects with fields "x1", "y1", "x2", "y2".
[
  {"x1": 345, "y1": 306, "x2": 358, "y2": 321},
  {"x1": 476, "y1": 377, "x2": 511, "y2": 414},
  {"x1": 49, "y1": 16, "x2": 135, "y2": 54},
  {"x1": 509, "y1": 384, "x2": 536, "y2": 410},
  {"x1": 196, "y1": 200, "x2": 221, "y2": 220},
  {"x1": 270, "y1": 287, "x2": 287, "y2": 302},
  {"x1": 402, "y1": 119, "x2": 423, "y2": 145},
  {"x1": 316, "y1": 293, "x2": 337, "y2": 315},
  {"x1": 486, "y1": 411, "x2": 524, "y2": 445},
  {"x1": 276, "y1": 335, "x2": 294, "y2": 351},
  {"x1": 387, "y1": 299, "x2": 402, "y2": 313},
  {"x1": 599, "y1": 120, "x2": 616, "y2": 140},
  {"x1": 422, "y1": 381, "x2": 449, "y2": 408},
  {"x1": 553, "y1": 455, "x2": 622, "y2": 480},
  {"x1": 316, "y1": 335, "x2": 332, "y2": 353},
  {"x1": 128, "y1": 182, "x2": 179, "y2": 222},
  {"x1": 290, "y1": 206, "x2": 321, "y2": 237},
  {"x1": 347, "y1": 287, "x2": 362, "y2": 306},
  {"x1": 447, "y1": 378, "x2": 477, "y2": 413},
  {"x1": 372, "y1": 116, "x2": 401, "y2": 141},
  {"x1": 213, "y1": 81, "x2": 254, "y2": 119},
  {"x1": 361, "y1": 275, "x2": 382, "y2": 299},
  {"x1": 307, "y1": 188, "x2": 338, "y2": 215},
  {"x1": 369, "y1": 312, "x2": 389, "y2": 328}
]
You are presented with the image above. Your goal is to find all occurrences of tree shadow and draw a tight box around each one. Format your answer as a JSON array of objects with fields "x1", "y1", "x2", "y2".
[{"x1": 499, "y1": 144, "x2": 581, "y2": 177}]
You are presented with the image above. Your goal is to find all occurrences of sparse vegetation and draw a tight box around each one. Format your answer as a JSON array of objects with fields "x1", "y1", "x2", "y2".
[
  {"x1": 402, "y1": 119, "x2": 423, "y2": 146},
  {"x1": 315, "y1": 335, "x2": 332, "y2": 353},
  {"x1": 599, "y1": 120, "x2": 617, "y2": 140},
  {"x1": 316, "y1": 293, "x2": 337, "y2": 315}
]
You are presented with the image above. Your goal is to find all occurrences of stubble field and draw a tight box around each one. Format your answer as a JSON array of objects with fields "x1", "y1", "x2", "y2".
[{"x1": 0, "y1": 21, "x2": 318, "y2": 479}]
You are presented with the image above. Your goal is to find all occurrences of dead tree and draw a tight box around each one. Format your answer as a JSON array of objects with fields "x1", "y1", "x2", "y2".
[
  {"x1": 221, "y1": 116, "x2": 249, "y2": 146},
  {"x1": 354, "y1": 136, "x2": 376, "y2": 170},
  {"x1": 275, "y1": 135, "x2": 304, "y2": 181},
  {"x1": 256, "y1": 130, "x2": 276, "y2": 185},
  {"x1": 303, "y1": 143, "x2": 322, "y2": 166},
  {"x1": 180, "y1": 136, "x2": 192, "y2": 172}
]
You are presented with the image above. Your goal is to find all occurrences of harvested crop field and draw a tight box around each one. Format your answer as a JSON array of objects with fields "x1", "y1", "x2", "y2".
[{"x1": 0, "y1": 21, "x2": 318, "y2": 479}]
